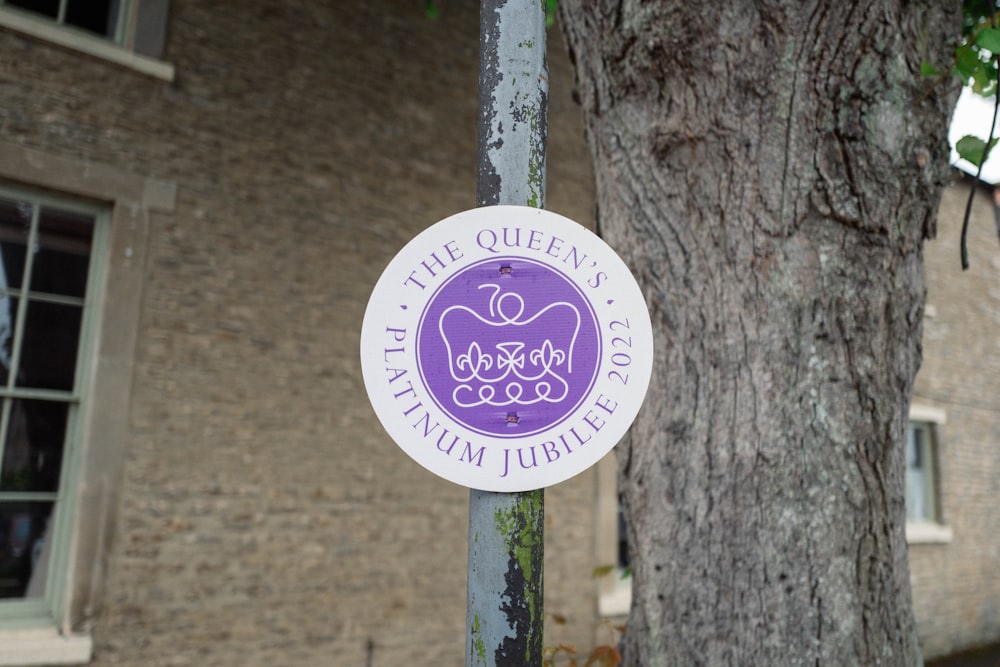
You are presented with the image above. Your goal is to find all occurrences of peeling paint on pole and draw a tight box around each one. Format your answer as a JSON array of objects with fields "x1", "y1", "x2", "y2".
[
  {"x1": 469, "y1": 1, "x2": 548, "y2": 665},
  {"x1": 476, "y1": 0, "x2": 548, "y2": 209}
]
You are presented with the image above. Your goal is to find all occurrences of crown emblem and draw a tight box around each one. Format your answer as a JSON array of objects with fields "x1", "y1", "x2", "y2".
[{"x1": 438, "y1": 284, "x2": 581, "y2": 409}]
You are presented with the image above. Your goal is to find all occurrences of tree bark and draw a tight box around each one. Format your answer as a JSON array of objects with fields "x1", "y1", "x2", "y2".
[{"x1": 558, "y1": 2, "x2": 960, "y2": 665}]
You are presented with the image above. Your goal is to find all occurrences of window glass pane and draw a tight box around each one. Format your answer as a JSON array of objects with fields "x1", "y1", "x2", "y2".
[
  {"x1": 905, "y1": 422, "x2": 937, "y2": 522},
  {"x1": 64, "y1": 0, "x2": 117, "y2": 37},
  {"x1": 1, "y1": 399, "x2": 69, "y2": 493},
  {"x1": 0, "y1": 296, "x2": 19, "y2": 387},
  {"x1": 906, "y1": 425, "x2": 922, "y2": 520},
  {"x1": 617, "y1": 507, "x2": 630, "y2": 569},
  {"x1": 0, "y1": 501, "x2": 54, "y2": 599},
  {"x1": 18, "y1": 300, "x2": 83, "y2": 392},
  {"x1": 33, "y1": 206, "x2": 94, "y2": 298},
  {"x1": 0, "y1": 198, "x2": 31, "y2": 292},
  {"x1": 909, "y1": 426, "x2": 924, "y2": 468},
  {"x1": 5, "y1": 0, "x2": 60, "y2": 20}
]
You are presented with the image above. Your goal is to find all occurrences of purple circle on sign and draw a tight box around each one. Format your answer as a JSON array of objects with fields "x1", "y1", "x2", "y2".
[{"x1": 416, "y1": 257, "x2": 601, "y2": 438}]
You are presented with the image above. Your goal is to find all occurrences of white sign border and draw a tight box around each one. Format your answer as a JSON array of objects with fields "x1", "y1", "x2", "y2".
[{"x1": 360, "y1": 205, "x2": 652, "y2": 492}]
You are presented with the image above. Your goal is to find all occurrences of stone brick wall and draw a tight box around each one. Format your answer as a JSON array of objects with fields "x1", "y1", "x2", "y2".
[
  {"x1": 910, "y1": 180, "x2": 1000, "y2": 660},
  {"x1": 1, "y1": 2, "x2": 599, "y2": 665}
]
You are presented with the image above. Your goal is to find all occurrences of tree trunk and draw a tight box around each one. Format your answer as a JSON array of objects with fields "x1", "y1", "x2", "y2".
[{"x1": 558, "y1": 2, "x2": 960, "y2": 665}]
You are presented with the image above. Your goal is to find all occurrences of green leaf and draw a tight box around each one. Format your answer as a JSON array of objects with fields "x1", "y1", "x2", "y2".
[
  {"x1": 920, "y1": 61, "x2": 943, "y2": 77},
  {"x1": 956, "y1": 45, "x2": 985, "y2": 83},
  {"x1": 977, "y1": 27, "x2": 1000, "y2": 53},
  {"x1": 956, "y1": 134, "x2": 999, "y2": 167},
  {"x1": 972, "y1": 68, "x2": 996, "y2": 94}
]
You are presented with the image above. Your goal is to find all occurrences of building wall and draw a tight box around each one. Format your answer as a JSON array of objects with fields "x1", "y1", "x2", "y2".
[
  {"x1": 1, "y1": 2, "x2": 600, "y2": 665},
  {"x1": 910, "y1": 181, "x2": 1000, "y2": 660}
]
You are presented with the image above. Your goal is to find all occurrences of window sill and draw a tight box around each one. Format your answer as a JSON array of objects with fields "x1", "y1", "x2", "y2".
[
  {"x1": 598, "y1": 586, "x2": 630, "y2": 618},
  {"x1": 597, "y1": 568, "x2": 631, "y2": 617},
  {"x1": 0, "y1": 8, "x2": 174, "y2": 81},
  {"x1": 907, "y1": 521, "x2": 953, "y2": 544},
  {"x1": 0, "y1": 628, "x2": 91, "y2": 666}
]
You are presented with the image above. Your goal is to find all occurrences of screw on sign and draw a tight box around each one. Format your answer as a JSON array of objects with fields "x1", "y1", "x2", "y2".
[{"x1": 360, "y1": 205, "x2": 652, "y2": 492}]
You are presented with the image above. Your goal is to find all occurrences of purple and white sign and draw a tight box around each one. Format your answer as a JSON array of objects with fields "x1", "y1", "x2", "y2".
[
  {"x1": 417, "y1": 256, "x2": 601, "y2": 438},
  {"x1": 360, "y1": 206, "x2": 652, "y2": 491}
]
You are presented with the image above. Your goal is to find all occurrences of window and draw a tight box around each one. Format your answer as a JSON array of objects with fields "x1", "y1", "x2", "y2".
[
  {"x1": 0, "y1": 187, "x2": 104, "y2": 611},
  {"x1": 0, "y1": 142, "x2": 173, "y2": 665},
  {"x1": 1, "y1": 0, "x2": 127, "y2": 43},
  {"x1": 616, "y1": 505, "x2": 629, "y2": 572},
  {"x1": 595, "y1": 453, "x2": 630, "y2": 616},
  {"x1": 905, "y1": 405, "x2": 952, "y2": 544},
  {"x1": 0, "y1": 0, "x2": 173, "y2": 80}
]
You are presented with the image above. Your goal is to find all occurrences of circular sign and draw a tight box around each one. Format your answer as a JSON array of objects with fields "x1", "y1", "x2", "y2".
[{"x1": 360, "y1": 206, "x2": 652, "y2": 492}]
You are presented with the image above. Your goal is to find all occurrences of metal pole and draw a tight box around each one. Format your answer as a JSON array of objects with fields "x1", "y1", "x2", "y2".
[{"x1": 468, "y1": 2, "x2": 548, "y2": 666}]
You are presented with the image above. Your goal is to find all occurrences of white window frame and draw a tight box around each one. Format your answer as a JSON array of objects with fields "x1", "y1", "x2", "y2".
[
  {"x1": 0, "y1": 0, "x2": 173, "y2": 81},
  {"x1": 905, "y1": 404, "x2": 952, "y2": 544},
  {"x1": 0, "y1": 185, "x2": 108, "y2": 636},
  {"x1": 0, "y1": 141, "x2": 174, "y2": 665},
  {"x1": 594, "y1": 452, "x2": 630, "y2": 617}
]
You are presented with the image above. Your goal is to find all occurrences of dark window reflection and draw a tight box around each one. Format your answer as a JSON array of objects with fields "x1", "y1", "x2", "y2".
[
  {"x1": 6, "y1": 0, "x2": 60, "y2": 20},
  {"x1": 18, "y1": 301, "x2": 83, "y2": 392},
  {"x1": 33, "y1": 207, "x2": 93, "y2": 298},
  {"x1": 64, "y1": 0, "x2": 117, "y2": 37},
  {"x1": 0, "y1": 297, "x2": 18, "y2": 388},
  {"x1": 0, "y1": 400, "x2": 69, "y2": 493},
  {"x1": 618, "y1": 506, "x2": 630, "y2": 569},
  {"x1": 6, "y1": 0, "x2": 120, "y2": 38},
  {"x1": 0, "y1": 198, "x2": 30, "y2": 292},
  {"x1": 0, "y1": 502, "x2": 53, "y2": 599},
  {"x1": 0, "y1": 201, "x2": 93, "y2": 392}
]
